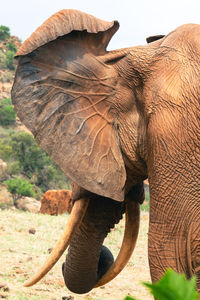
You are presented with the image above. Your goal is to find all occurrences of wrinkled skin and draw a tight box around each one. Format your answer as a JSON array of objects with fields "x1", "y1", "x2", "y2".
[
  {"x1": 63, "y1": 185, "x2": 125, "y2": 293},
  {"x1": 11, "y1": 9, "x2": 200, "y2": 296},
  {"x1": 61, "y1": 182, "x2": 143, "y2": 293}
]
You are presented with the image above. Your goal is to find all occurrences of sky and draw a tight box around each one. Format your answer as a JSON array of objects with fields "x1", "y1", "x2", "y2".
[{"x1": 1, "y1": 0, "x2": 200, "y2": 50}]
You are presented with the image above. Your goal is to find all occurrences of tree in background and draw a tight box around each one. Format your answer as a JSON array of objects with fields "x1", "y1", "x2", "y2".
[
  {"x1": 6, "y1": 42, "x2": 17, "y2": 53},
  {"x1": 0, "y1": 130, "x2": 71, "y2": 199},
  {"x1": 4, "y1": 177, "x2": 36, "y2": 204},
  {"x1": 4, "y1": 51, "x2": 16, "y2": 70},
  {"x1": 0, "y1": 98, "x2": 16, "y2": 126},
  {"x1": 0, "y1": 25, "x2": 10, "y2": 41},
  {"x1": 0, "y1": 26, "x2": 17, "y2": 71}
]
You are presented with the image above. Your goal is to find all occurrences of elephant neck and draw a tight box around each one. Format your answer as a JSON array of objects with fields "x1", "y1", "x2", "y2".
[
  {"x1": 148, "y1": 148, "x2": 200, "y2": 227},
  {"x1": 146, "y1": 74, "x2": 200, "y2": 224}
]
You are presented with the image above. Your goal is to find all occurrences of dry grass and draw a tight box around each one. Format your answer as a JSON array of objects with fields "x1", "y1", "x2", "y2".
[{"x1": 0, "y1": 209, "x2": 152, "y2": 300}]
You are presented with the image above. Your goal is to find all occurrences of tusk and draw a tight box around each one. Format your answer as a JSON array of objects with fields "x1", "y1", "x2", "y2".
[
  {"x1": 24, "y1": 198, "x2": 89, "y2": 287},
  {"x1": 95, "y1": 200, "x2": 140, "y2": 287}
]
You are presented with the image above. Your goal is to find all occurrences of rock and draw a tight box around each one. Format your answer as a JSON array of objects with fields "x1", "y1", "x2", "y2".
[
  {"x1": 10, "y1": 206, "x2": 16, "y2": 210},
  {"x1": 40, "y1": 190, "x2": 72, "y2": 215},
  {"x1": 26, "y1": 257, "x2": 32, "y2": 262},
  {"x1": 0, "y1": 283, "x2": 9, "y2": 292},
  {"x1": 16, "y1": 197, "x2": 40, "y2": 213},
  {"x1": 0, "y1": 187, "x2": 13, "y2": 208},
  {"x1": 28, "y1": 228, "x2": 36, "y2": 234},
  {"x1": 9, "y1": 248, "x2": 15, "y2": 253}
]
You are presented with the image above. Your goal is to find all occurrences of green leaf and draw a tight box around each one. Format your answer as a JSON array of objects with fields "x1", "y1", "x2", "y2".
[
  {"x1": 143, "y1": 269, "x2": 198, "y2": 300},
  {"x1": 124, "y1": 296, "x2": 137, "y2": 300}
]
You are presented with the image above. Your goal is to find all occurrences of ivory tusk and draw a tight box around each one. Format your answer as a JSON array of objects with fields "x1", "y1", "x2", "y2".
[
  {"x1": 24, "y1": 198, "x2": 89, "y2": 287},
  {"x1": 95, "y1": 200, "x2": 140, "y2": 287}
]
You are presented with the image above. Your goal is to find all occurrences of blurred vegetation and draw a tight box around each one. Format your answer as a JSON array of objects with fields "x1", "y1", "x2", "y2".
[
  {"x1": 0, "y1": 25, "x2": 10, "y2": 41},
  {"x1": 125, "y1": 269, "x2": 198, "y2": 300},
  {"x1": 0, "y1": 97, "x2": 71, "y2": 200},
  {"x1": 0, "y1": 98, "x2": 16, "y2": 126},
  {"x1": 0, "y1": 25, "x2": 17, "y2": 73},
  {"x1": 0, "y1": 97, "x2": 149, "y2": 208},
  {"x1": 6, "y1": 42, "x2": 17, "y2": 52},
  {"x1": 0, "y1": 70, "x2": 12, "y2": 83},
  {"x1": 0, "y1": 129, "x2": 71, "y2": 199},
  {"x1": 4, "y1": 50, "x2": 16, "y2": 70},
  {"x1": 0, "y1": 49, "x2": 16, "y2": 71},
  {"x1": 141, "y1": 184, "x2": 149, "y2": 211},
  {"x1": 3, "y1": 177, "x2": 36, "y2": 205}
]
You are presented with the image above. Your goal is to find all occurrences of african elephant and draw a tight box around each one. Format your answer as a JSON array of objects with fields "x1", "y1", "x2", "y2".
[{"x1": 11, "y1": 9, "x2": 200, "y2": 295}]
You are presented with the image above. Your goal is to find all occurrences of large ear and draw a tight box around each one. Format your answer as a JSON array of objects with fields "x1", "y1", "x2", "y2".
[
  {"x1": 146, "y1": 34, "x2": 165, "y2": 43},
  {"x1": 12, "y1": 9, "x2": 126, "y2": 202}
]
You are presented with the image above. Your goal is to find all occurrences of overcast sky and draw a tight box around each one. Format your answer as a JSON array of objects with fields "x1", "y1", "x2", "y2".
[{"x1": 1, "y1": 0, "x2": 200, "y2": 50}]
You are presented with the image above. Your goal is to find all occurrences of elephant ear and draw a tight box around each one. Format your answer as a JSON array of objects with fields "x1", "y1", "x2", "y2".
[
  {"x1": 12, "y1": 9, "x2": 126, "y2": 202},
  {"x1": 146, "y1": 34, "x2": 165, "y2": 43}
]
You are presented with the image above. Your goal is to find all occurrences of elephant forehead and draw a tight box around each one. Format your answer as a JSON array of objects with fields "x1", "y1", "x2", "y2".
[{"x1": 162, "y1": 23, "x2": 200, "y2": 52}]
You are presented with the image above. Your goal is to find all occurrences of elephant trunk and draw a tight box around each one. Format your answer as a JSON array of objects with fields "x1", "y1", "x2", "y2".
[
  {"x1": 23, "y1": 189, "x2": 141, "y2": 293},
  {"x1": 62, "y1": 196, "x2": 124, "y2": 293},
  {"x1": 63, "y1": 225, "x2": 112, "y2": 293},
  {"x1": 63, "y1": 198, "x2": 140, "y2": 294}
]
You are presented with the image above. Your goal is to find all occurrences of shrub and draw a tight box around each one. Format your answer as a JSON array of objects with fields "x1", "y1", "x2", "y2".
[
  {"x1": 4, "y1": 161, "x2": 21, "y2": 176},
  {"x1": 1, "y1": 98, "x2": 12, "y2": 105},
  {"x1": 0, "y1": 25, "x2": 10, "y2": 41},
  {"x1": 3, "y1": 177, "x2": 36, "y2": 202},
  {"x1": 0, "y1": 50, "x2": 6, "y2": 69},
  {"x1": 6, "y1": 42, "x2": 17, "y2": 53},
  {"x1": 8, "y1": 131, "x2": 48, "y2": 175},
  {"x1": 0, "y1": 131, "x2": 71, "y2": 198},
  {"x1": 0, "y1": 50, "x2": 15, "y2": 70},
  {"x1": 0, "y1": 141, "x2": 12, "y2": 160},
  {"x1": 0, "y1": 70, "x2": 13, "y2": 82},
  {"x1": 0, "y1": 98, "x2": 16, "y2": 126},
  {"x1": 4, "y1": 50, "x2": 15, "y2": 70}
]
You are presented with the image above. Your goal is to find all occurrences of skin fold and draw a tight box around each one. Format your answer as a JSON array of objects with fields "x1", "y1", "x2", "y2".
[{"x1": 11, "y1": 9, "x2": 200, "y2": 296}]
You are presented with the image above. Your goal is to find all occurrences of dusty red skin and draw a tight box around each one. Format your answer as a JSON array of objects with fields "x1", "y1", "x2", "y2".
[{"x1": 12, "y1": 8, "x2": 200, "y2": 296}]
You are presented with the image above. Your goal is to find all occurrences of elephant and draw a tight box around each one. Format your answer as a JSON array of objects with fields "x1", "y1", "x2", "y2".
[{"x1": 11, "y1": 9, "x2": 200, "y2": 296}]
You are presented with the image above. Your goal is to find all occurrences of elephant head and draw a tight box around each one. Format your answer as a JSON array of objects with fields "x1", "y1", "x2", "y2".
[{"x1": 12, "y1": 9, "x2": 200, "y2": 295}]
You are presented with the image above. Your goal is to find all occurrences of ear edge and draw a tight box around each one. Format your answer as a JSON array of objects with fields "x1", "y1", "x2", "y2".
[
  {"x1": 146, "y1": 35, "x2": 165, "y2": 44},
  {"x1": 15, "y1": 9, "x2": 119, "y2": 57}
]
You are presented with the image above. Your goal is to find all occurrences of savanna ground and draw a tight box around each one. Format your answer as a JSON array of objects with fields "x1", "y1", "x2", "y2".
[{"x1": 0, "y1": 209, "x2": 152, "y2": 300}]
